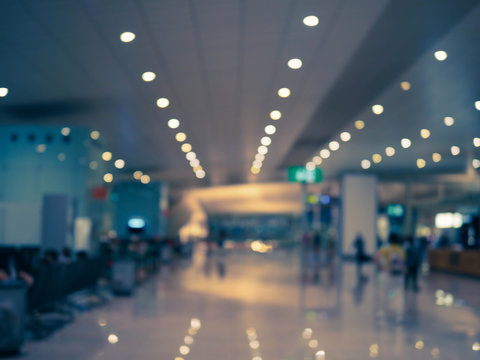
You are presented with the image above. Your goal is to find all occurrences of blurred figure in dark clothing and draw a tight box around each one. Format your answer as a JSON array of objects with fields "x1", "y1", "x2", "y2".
[
  {"x1": 404, "y1": 236, "x2": 421, "y2": 292},
  {"x1": 41, "y1": 249, "x2": 58, "y2": 265},
  {"x1": 353, "y1": 233, "x2": 367, "y2": 280}
]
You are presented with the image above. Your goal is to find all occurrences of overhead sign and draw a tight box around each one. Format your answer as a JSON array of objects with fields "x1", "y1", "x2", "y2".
[{"x1": 288, "y1": 166, "x2": 323, "y2": 183}]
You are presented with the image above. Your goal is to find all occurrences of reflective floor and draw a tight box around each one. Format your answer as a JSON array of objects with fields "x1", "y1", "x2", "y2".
[{"x1": 12, "y1": 246, "x2": 480, "y2": 359}]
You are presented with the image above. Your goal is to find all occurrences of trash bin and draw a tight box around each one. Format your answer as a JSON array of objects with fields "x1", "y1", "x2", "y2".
[
  {"x1": 111, "y1": 259, "x2": 135, "y2": 295},
  {"x1": 0, "y1": 281, "x2": 27, "y2": 354}
]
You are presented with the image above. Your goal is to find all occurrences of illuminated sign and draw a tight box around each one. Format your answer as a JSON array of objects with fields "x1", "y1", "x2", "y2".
[{"x1": 288, "y1": 166, "x2": 323, "y2": 183}]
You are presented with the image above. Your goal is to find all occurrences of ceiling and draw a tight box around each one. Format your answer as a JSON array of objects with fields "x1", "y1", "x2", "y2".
[{"x1": 1, "y1": 0, "x2": 480, "y2": 193}]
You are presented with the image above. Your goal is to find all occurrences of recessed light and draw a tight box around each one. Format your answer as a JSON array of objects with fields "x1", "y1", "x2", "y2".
[
  {"x1": 420, "y1": 129, "x2": 431, "y2": 139},
  {"x1": 36, "y1": 144, "x2": 46, "y2": 153},
  {"x1": 313, "y1": 156, "x2": 322, "y2": 165},
  {"x1": 181, "y1": 143, "x2": 192, "y2": 152},
  {"x1": 372, "y1": 104, "x2": 384, "y2": 115},
  {"x1": 251, "y1": 167, "x2": 260, "y2": 174},
  {"x1": 186, "y1": 152, "x2": 196, "y2": 161},
  {"x1": 58, "y1": 153, "x2": 66, "y2": 162},
  {"x1": 473, "y1": 159, "x2": 480, "y2": 169},
  {"x1": 434, "y1": 50, "x2": 447, "y2": 61},
  {"x1": 340, "y1": 132, "x2": 351, "y2": 142},
  {"x1": 168, "y1": 119, "x2": 180, "y2": 129},
  {"x1": 355, "y1": 120, "x2": 365, "y2": 130},
  {"x1": 142, "y1": 72, "x2": 156, "y2": 82},
  {"x1": 474, "y1": 138, "x2": 480, "y2": 147},
  {"x1": 372, "y1": 154, "x2": 382, "y2": 163},
  {"x1": 104, "y1": 173, "x2": 113, "y2": 183},
  {"x1": 61, "y1": 127, "x2": 71, "y2": 136},
  {"x1": 475, "y1": 101, "x2": 480, "y2": 111},
  {"x1": 306, "y1": 162, "x2": 315, "y2": 171},
  {"x1": 287, "y1": 58, "x2": 302, "y2": 70},
  {"x1": 90, "y1": 130, "x2": 100, "y2": 140},
  {"x1": 190, "y1": 159, "x2": 200, "y2": 167},
  {"x1": 400, "y1": 81, "x2": 411, "y2": 91},
  {"x1": 450, "y1": 146, "x2": 460, "y2": 156},
  {"x1": 0, "y1": 88, "x2": 8, "y2": 97},
  {"x1": 319, "y1": 149, "x2": 330, "y2": 159},
  {"x1": 432, "y1": 153, "x2": 441, "y2": 163},
  {"x1": 258, "y1": 146, "x2": 268, "y2": 155},
  {"x1": 253, "y1": 160, "x2": 262, "y2": 169},
  {"x1": 195, "y1": 170, "x2": 206, "y2": 179},
  {"x1": 385, "y1": 147, "x2": 395, "y2": 157},
  {"x1": 133, "y1": 170, "x2": 143, "y2": 180},
  {"x1": 175, "y1": 132, "x2": 186, "y2": 142},
  {"x1": 329, "y1": 141, "x2": 340, "y2": 151},
  {"x1": 265, "y1": 125, "x2": 276, "y2": 135},
  {"x1": 114, "y1": 159, "x2": 125, "y2": 169},
  {"x1": 255, "y1": 153, "x2": 265, "y2": 161},
  {"x1": 120, "y1": 32, "x2": 136, "y2": 43},
  {"x1": 278, "y1": 88, "x2": 291, "y2": 98},
  {"x1": 270, "y1": 110, "x2": 282, "y2": 120},
  {"x1": 193, "y1": 165, "x2": 203, "y2": 172},
  {"x1": 303, "y1": 15, "x2": 319, "y2": 27},
  {"x1": 261, "y1": 136, "x2": 271, "y2": 146},
  {"x1": 89, "y1": 161, "x2": 98, "y2": 170},
  {"x1": 417, "y1": 158, "x2": 426, "y2": 168},
  {"x1": 140, "y1": 174, "x2": 151, "y2": 184},
  {"x1": 401, "y1": 138, "x2": 411, "y2": 148},
  {"x1": 102, "y1": 151, "x2": 112, "y2": 161},
  {"x1": 361, "y1": 160, "x2": 371, "y2": 169},
  {"x1": 156, "y1": 98, "x2": 170, "y2": 108},
  {"x1": 444, "y1": 116, "x2": 454, "y2": 126}
]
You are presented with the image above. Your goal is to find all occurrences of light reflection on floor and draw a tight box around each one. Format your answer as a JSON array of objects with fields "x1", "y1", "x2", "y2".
[{"x1": 11, "y1": 245, "x2": 480, "y2": 360}]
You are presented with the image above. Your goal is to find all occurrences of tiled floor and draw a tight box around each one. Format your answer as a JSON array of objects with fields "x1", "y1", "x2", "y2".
[{"x1": 11, "y1": 246, "x2": 480, "y2": 359}]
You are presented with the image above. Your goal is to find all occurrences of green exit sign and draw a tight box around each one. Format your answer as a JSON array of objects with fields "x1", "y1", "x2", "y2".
[{"x1": 288, "y1": 166, "x2": 323, "y2": 183}]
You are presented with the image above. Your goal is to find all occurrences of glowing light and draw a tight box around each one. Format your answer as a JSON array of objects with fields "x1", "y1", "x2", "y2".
[
  {"x1": 61, "y1": 127, "x2": 71, "y2": 136},
  {"x1": 385, "y1": 147, "x2": 395, "y2": 157},
  {"x1": 255, "y1": 153, "x2": 265, "y2": 161},
  {"x1": 175, "y1": 358, "x2": 184, "y2": 360},
  {"x1": 0, "y1": 88, "x2": 8, "y2": 97},
  {"x1": 319, "y1": 149, "x2": 330, "y2": 159},
  {"x1": 401, "y1": 138, "x2": 411, "y2": 148},
  {"x1": 308, "y1": 339, "x2": 318, "y2": 348},
  {"x1": 372, "y1": 154, "x2": 382, "y2": 163},
  {"x1": 431, "y1": 347, "x2": 440, "y2": 358},
  {"x1": 340, "y1": 131, "x2": 351, "y2": 142},
  {"x1": 417, "y1": 158, "x2": 426, "y2": 168},
  {"x1": 420, "y1": 129, "x2": 431, "y2": 139},
  {"x1": 133, "y1": 170, "x2": 143, "y2": 180},
  {"x1": 434, "y1": 50, "x2": 447, "y2": 61},
  {"x1": 415, "y1": 340, "x2": 424, "y2": 350},
  {"x1": 329, "y1": 141, "x2": 340, "y2": 151},
  {"x1": 98, "y1": 319, "x2": 107, "y2": 327},
  {"x1": 472, "y1": 342, "x2": 480, "y2": 351},
  {"x1": 253, "y1": 160, "x2": 263, "y2": 169},
  {"x1": 473, "y1": 138, "x2": 480, "y2": 147},
  {"x1": 313, "y1": 156, "x2": 322, "y2": 165},
  {"x1": 450, "y1": 146, "x2": 460, "y2": 156},
  {"x1": 186, "y1": 152, "x2": 196, "y2": 161},
  {"x1": 168, "y1": 119, "x2": 180, "y2": 129},
  {"x1": 400, "y1": 81, "x2": 411, "y2": 91},
  {"x1": 36, "y1": 144, "x2": 46, "y2": 153},
  {"x1": 176, "y1": 132, "x2": 186, "y2": 142},
  {"x1": 108, "y1": 334, "x2": 118, "y2": 344},
  {"x1": 444, "y1": 116, "x2": 454, "y2": 126},
  {"x1": 249, "y1": 340, "x2": 260, "y2": 349},
  {"x1": 432, "y1": 153, "x2": 442, "y2": 162},
  {"x1": 302, "y1": 328, "x2": 312, "y2": 340},
  {"x1": 475, "y1": 101, "x2": 480, "y2": 111},
  {"x1": 181, "y1": 143, "x2": 192, "y2": 152},
  {"x1": 90, "y1": 130, "x2": 100, "y2": 140},
  {"x1": 184, "y1": 336, "x2": 194, "y2": 345},
  {"x1": 288, "y1": 58, "x2": 302, "y2": 69},
  {"x1": 193, "y1": 165, "x2": 203, "y2": 172},
  {"x1": 361, "y1": 159, "x2": 371, "y2": 169},
  {"x1": 372, "y1": 104, "x2": 384, "y2": 115},
  {"x1": 179, "y1": 346, "x2": 190, "y2": 355},
  {"x1": 261, "y1": 136, "x2": 272, "y2": 146},
  {"x1": 303, "y1": 15, "x2": 319, "y2": 27},
  {"x1": 270, "y1": 110, "x2": 282, "y2": 120},
  {"x1": 156, "y1": 98, "x2": 169, "y2": 108},
  {"x1": 258, "y1": 146, "x2": 268, "y2": 155},
  {"x1": 265, "y1": 125, "x2": 276, "y2": 135},
  {"x1": 190, "y1": 159, "x2": 200, "y2": 167},
  {"x1": 114, "y1": 159, "x2": 125, "y2": 169},
  {"x1": 140, "y1": 174, "x2": 150, "y2": 184},
  {"x1": 315, "y1": 350, "x2": 326, "y2": 360},
  {"x1": 306, "y1": 162, "x2": 315, "y2": 171},
  {"x1": 278, "y1": 88, "x2": 291, "y2": 98},
  {"x1": 89, "y1": 161, "x2": 98, "y2": 170},
  {"x1": 191, "y1": 318, "x2": 201, "y2": 330},
  {"x1": 251, "y1": 166, "x2": 260, "y2": 174},
  {"x1": 473, "y1": 159, "x2": 480, "y2": 169},
  {"x1": 102, "y1": 152, "x2": 112, "y2": 161},
  {"x1": 104, "y1": 173, "x2": 113, "y2": 183},
  {"x1": 120, "y1": 32, "x2": 135, "y2": 43},
  {"x1": 355, "y1": 120, "x2": 365, "y2": 130},
  {"x1": 58, "y1": 153, "x2": 66, "y2": 162},
  {"x1": 142, "y1": 72, "x2": 156, "y2": 82}
]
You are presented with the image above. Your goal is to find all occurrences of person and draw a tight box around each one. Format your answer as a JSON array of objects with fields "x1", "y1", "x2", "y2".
[
  {"x1": 374, "y1": 233, "x2": 405, "y2": 275},
  {"x1": 353, "y1": 233, "x2": 367, "y2": 280},
  {"x1": 59, "y1": 247, "x2": 72, "y2": 264},
  {"x1": 404, "y1": 236, "x2": 420, "y2": 292}
]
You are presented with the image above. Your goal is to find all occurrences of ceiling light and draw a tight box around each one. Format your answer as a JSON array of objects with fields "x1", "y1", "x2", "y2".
[
  {"x1": 450, "y1": 146, "x2": 460, "y2": 156},
  {"x1": 270, "y1": 110, "x2": 282, "y2": 120},
  {"x1": 36, "y1": 144, "x2": 46, "y2": 153},
  {"x1": 372, "y1": 154, "x2": 382, "y2": 163},
  {"x1": 278, "y1": 88, "x2": 291, "y2": 98},
  {"x1": 372, "y1": 104, "x2": 384, "y2": 115},
  {"x1": 420, "y1": 129, "x2": 431, "y2": 139},
  {"x1": 90, "y1": 130, "x2": 100, "y2": 140},
  {"x1": 434, "y1": 50, "x2": 447, "y2": 61},
  {"x1": 102, "y1": 152, "x2": 112, "y2": 161},
  {"x1": 265, "y1": 125, "x2": 276, "y2": 135},
  {"x1": 340, "y1": 132, "x2": 351, "y2": 142},
  {"x1": 0, "y1": 88, "x2": 8, "y2": 97},
  {"x1": 400, "y1": 81, "x2": 411, "y2": 91},
  {"x1": 175, "y1": 132, "x2": 186, "y2": 142},
  {"x1": 473, "y1": 159, "x2": 480, "y2": 169},
  {"x1": 319, "y1": 149, "x2": 330, "y2": 159},
  {"x1": 475, "y1": 101, "x2": 480, "y2": 111},
  {"x1": 303, "y1": 15, "x2": 319, "y2": 27},
  {"x1": 444, "y1": 116, "x2": 454, "y2": 126},
  {"x1": 253, "y1": 161, "x2": 262, "y2": 169},
  {"x1": 385, "y1": 147, "x2": 395, "y2": 157},
  {"x1": 181, "y1": 143, "x2": 192, "y2": 152},
  {"x1": 133, "y1": 170, "x2": 143, "y2": 180},
  {"x1": 361, "y1": 160, "x2": 371, "y2": 169},
  {"x1": 103, "y1": 173, "x2": 113, "y2": 183},
  {"x1": 255, "y1": 153, "x2": 265, "y2": 161},
  {"x1": 195, "y1": 170, "x2": 206, "y2": 179},
  {"x1": 61, "y1": 127, "x2": 71, "y2": 136},
  {"x1": 312, "y1": 156, "x2": 322, "y2": 165},
  {"x1": 474, "y1": 138, "x2": 480, "y2": 147},
  {"x1": 258, "y1": 146, "x2": 268, "y2": 155},
  {"x1": 355, "y1": 120, "x2": 365, "y2": 130},
  {"x1": 186, "y1": 152, "x2": 196, "y2": 161},
  {"x1": 190, "y1": 158, "x2": 200, "y2": 166},
  {"x1": 120, "y1": 32, "x2": 135, "y2": 43},
  {"x1": 417, "y1": 158, "x2": 426, "y2": 168},
  {"x1": 251, "y1": 167, "x2": 260, "y2": 174},
  {"x1": 306, "y1": 162, "x2": 315, "y2": 171},
  {"x1": 156, "y1": 98, "x2": 169, "y2": 108},
  {"x1": 329, "y1": 141, "x2": 340, "y2": 151},
  {"x1": 142, "y1": 72, "x2": 156, "y2": 82},
  {"x1": 432, "y1": 153, "x2": 441, "y2": 162},
  {"x1": 58, "y1": 153, "x2": 66, "y2": 162},
  {"x1": 89, "y1": 161, "x2": 98, "y2": 170},
  {"x1": 401, "y1": 138, "x2": 411, "y2": 148},
  {"x1": 193, "y1": 165, "x2": 203, "y2": 172},
  {"x1": 261, "y1": 136, "x2": 271, "y2": 146},
  {"x1": 287, "y1": 58, "x2": 302, "y2": 70},
  {"x1": 140, "y1": 174, "x2": 151, "y2": 184},
  {"x1": 168, "y1": 119, "x2": 180, "y2": 129},
  {"x1": 114, "y1": 159, "x2": 125, "y2": 169}
]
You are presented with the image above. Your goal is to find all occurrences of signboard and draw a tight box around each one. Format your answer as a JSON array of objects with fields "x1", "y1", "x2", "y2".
[{"x1": 288, "y1": 166, "x2": 323, "y2": 183}]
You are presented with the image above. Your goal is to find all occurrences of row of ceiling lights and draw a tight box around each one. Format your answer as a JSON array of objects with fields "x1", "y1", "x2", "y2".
[
  {"x1": 250, "y1": 15, "x2": 319, "y2": 175},
  {"x1": 307, "y1": 49, "x2": 480, "y2": 172},
  {"x1": 120, "y1": 32, "x2": 206, "y2": 180}
]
